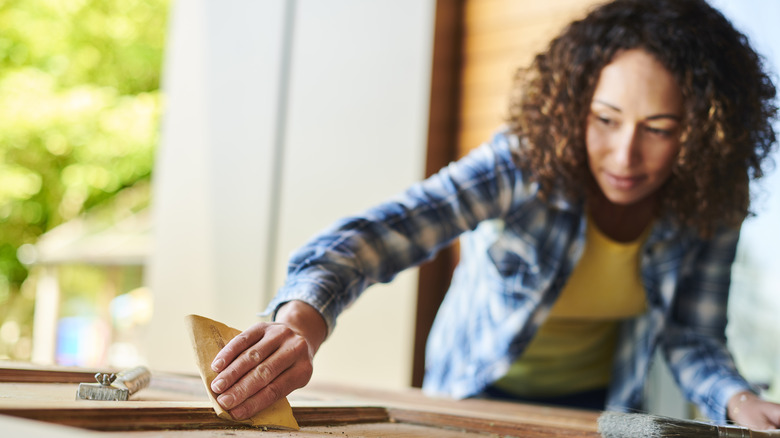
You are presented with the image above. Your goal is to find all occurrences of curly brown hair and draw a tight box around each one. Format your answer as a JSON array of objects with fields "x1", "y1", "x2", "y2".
[{"x1": 508, "y1": 0, "x2": 778, "y2": 237}]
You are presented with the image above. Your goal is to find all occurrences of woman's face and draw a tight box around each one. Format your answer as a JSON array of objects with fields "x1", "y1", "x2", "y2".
[{"x1": 586, "y1": 49, "x2": 684, "y2": 206}]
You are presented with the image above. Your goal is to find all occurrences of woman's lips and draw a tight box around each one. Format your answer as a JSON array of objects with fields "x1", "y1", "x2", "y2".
[{"x1": 604, "y1": 172, "x2": 645, "y2": 190}]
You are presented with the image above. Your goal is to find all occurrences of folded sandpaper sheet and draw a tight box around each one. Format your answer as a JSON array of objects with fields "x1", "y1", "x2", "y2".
[{"x1": 184, "y1": 314, "x2": 299, "y2": 430}]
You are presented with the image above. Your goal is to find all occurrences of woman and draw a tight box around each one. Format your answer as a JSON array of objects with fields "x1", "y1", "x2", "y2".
[{"x1": 207, "y1": 0, "x2": 780, "y2": 429}]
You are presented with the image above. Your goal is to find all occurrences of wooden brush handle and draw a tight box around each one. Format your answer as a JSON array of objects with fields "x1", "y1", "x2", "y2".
[{"x1": 751, "y1": 429, "x2": 780, "y2": 437}]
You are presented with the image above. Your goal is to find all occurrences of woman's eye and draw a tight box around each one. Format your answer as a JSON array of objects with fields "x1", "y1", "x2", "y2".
[
  {"x1": 645, "y1": 126, "x2": 674, "y2": 137},
  {"x1": 596, "y1": 116, "x2": 615, "y2": 126}
]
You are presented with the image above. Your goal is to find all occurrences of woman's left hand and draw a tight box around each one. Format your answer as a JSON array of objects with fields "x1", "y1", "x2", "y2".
[{"x1": 728, "y1": 390, "x2": 780, "y2": 430}]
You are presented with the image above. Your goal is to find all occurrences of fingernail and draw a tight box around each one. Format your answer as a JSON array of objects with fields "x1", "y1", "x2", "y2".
[
  {"x1": 211, "y1": 358, "x2": 225, "y2": 371},
  {"x1": 218, "y1": 394, "x2": 235, "y2": 409},
  {"x1": 211, "y1": 379, "x2": 225, "y2": 392}
]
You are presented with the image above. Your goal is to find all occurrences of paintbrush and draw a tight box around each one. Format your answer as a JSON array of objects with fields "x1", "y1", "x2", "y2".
[
  {"x1": 598, "y1": 411, "x2": 780, "y2": 437},
  {"x1": 76, "y1": 366, "x2": 151, "y2": 401}
]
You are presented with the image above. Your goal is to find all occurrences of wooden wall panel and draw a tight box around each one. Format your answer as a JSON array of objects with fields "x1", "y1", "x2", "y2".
[
  {"x1": 413, "y1": 0, "x2": 463, "y2": 389},
  {"x1": 456, "y1": 0, "x2": 604, "y2": 157}
]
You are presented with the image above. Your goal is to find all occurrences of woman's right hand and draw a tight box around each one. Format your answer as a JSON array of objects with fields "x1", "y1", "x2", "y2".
[{"x1": 208, "y1": 300, "x2": 327, "y2": 420}]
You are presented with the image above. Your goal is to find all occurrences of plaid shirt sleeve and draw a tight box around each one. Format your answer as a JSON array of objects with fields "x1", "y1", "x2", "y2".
[
  {"x1": 263, "y1": 132, "x2": 527, "y2": 333},
  {"x1": 660, "y1": 226, "x2": 754, "y2": 422}
]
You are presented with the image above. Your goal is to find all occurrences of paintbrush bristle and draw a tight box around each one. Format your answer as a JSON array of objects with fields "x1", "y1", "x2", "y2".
[{"x1": 597, "y1": 411, "x2": 720, "y2": 438}]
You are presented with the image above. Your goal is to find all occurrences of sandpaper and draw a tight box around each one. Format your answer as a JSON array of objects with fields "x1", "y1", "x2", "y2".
[{"x1": 184, "y1": 314, "x2": 299, "y2": 430}]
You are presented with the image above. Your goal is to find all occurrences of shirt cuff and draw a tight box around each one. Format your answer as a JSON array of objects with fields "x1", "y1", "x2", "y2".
[
  {"x1": 703, "y1": 376, "x2": 757, "y2": 423},
  {"x1": 258, "y1": 281, "x2": 339, "y2": 335}
]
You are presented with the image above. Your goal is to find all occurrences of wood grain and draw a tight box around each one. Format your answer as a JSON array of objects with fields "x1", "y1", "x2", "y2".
[
  {"x1": 389, "y1": 408, "x2": 599, "y2": 438},
  {"x1": 0, "y1": 365, "x2": 97, "y2": 383},
  {"x1": 303, "y1": 382, "x2": 600, "y2": 433},
  {"x1": 0, "y1": 405, "x2": 389, "y2": 431},
  {"x1": 456, "y1": 0, "x2": 604, "y2": 157},
  {"x1": 0, "y1": 364, "x2": 602, "y2": 436}
]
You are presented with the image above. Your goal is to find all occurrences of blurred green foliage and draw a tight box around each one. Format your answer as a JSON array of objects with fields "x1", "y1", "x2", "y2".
[{"x1": 0, "y1": 0, "x2": 169, "y2": 338}]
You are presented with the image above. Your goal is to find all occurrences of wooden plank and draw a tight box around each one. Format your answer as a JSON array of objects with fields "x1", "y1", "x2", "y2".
[
  {"x1": 300, "y1": 422, "x2": 519, "y2": 438},
  {"x1": 302, "y1": 382, "x2": 601, "y2": 434},
  {"x1": 0, "y1": 380, "x2": 601, "y2": 435},
  {"x1": 389, "y1": 408, "x2": 600, "y2": 438},
  {"x1": 0, "y1": 366, "x2": 601, "y2": 436},
  {"x1": 0, "y1": 402, "x2": 599, "y2": 436},
  {"x1": 159, "y1": 422, "x2": 500, "y2": 438},
  {"x1": 0, "y1": 380, "x2": 388, "y2": 430},
  {"x1": 0, "y1": 364, "x2": 209, "y2": 398},
  {"x1": 0, "y1": 366, "x2": 97, "y2": 383},
  {"x1": 0, "y1": 405, "x2": 390, "y2": 431},
  {"x1": 0, "y1": 418, "x2": 511, "y2": 438}
]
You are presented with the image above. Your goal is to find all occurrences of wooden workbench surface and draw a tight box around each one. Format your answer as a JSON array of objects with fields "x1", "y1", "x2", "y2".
[{"x1": 0, "y1": 363, "x2": 600, "y2": 437}]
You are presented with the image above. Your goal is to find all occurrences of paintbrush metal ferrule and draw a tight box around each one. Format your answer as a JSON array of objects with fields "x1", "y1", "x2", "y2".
[
  {"x1": 716, "y1": 426, "x2": 750, "y2": 438},
  {"x1": 717, "y1": 425, "x2": 780, "y2": 438}
]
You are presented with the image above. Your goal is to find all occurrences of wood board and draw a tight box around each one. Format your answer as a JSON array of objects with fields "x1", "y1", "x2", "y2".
[{"x1": 0, "y1": 364, "x2": 600, "y2": 437}]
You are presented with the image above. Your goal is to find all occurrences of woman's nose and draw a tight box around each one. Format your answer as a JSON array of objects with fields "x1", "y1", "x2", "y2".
[{"x1": 612, "y1": 126, "x2": 640, "y2": 167}]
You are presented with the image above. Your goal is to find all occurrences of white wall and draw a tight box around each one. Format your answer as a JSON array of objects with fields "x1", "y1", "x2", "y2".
[
  {"x1": 145, "y1": 0, "x2": 287, "y2": 374},
  {"x1": 146, "y1": 0, "x2": 436, "y2": 391}
]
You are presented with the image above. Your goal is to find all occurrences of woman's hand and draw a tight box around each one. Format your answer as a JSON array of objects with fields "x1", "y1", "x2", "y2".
[
  {"x1": 728, "y1": 390, "x2": 780, "y2": 430},
  {"x1": 208, "y1": 300, "x2": 327, "y2": 420}
]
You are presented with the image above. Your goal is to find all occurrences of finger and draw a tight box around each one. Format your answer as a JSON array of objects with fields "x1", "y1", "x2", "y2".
[
  {"x1": 764, "y1": 405, "x2": 780, "y2": 429},
  {"x1": 217, "y1": 333, "x2": 308, "y2": 411},
  {"x1": 211, "y1": 327, "x2": 286, "y2": 394},
  {"x1": 748, "y1": 401, "x2": 780, "y2": 430},
  {"x1": 744, "y1": 411, "x2": 778, "y2": 431},
  {"x1": 228, "y1": 358, "x2": 313, "y2": 420},
  {"x1": 211, "y1": 323, "x2": 268, "y2": 372}
]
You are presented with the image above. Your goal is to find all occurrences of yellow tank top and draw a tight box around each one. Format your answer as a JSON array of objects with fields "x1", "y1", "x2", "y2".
[{"x1": 492, "y1": 215, "x2": 649, "y2": 397}]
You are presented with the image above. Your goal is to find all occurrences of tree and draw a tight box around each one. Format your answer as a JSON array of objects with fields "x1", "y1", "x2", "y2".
[{"x1": 0, "y1": 0, "x2": 169, "y2": 357}]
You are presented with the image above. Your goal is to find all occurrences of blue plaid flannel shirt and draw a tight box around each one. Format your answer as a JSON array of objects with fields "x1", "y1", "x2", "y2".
[{"x1": 265, "y1": 129, "x2": 753, "y2": 422}]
